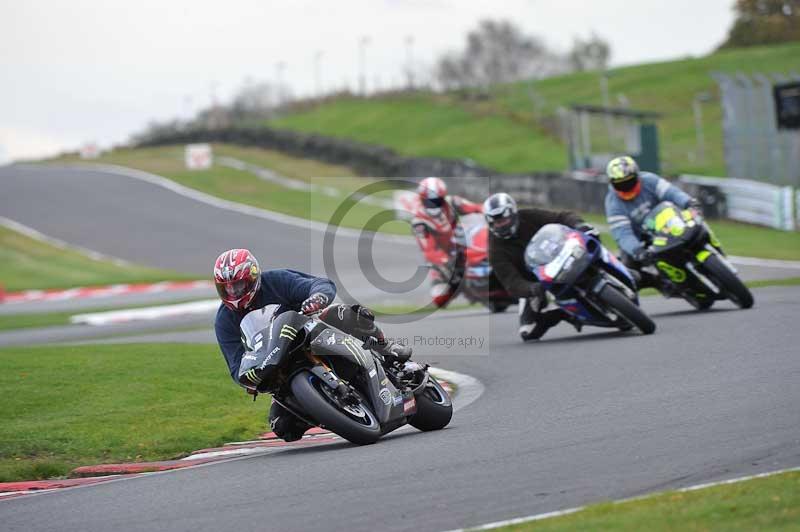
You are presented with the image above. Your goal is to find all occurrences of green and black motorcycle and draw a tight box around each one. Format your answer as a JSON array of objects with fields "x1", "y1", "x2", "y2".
[{"x1": 639, "y1": 201, "x2": 754, "y2": 310}]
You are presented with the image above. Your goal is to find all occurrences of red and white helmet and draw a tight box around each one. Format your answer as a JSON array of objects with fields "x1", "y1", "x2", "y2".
[
  {"x1": 417, "y1": 177, "x2": 448, "y2": 215},
  {"x1": 213, "y1": 249, "x2": 261, "y2": 311}
]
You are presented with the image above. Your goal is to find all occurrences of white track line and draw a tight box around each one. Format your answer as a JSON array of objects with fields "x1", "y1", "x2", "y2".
[
  {"x1": 40, "y1": 163, "x2": 412, "y2": 245},
  {"x1": 218, "y1": 156, "x2": 396, "y2": 210},
  {"x1": 447, "y1": 466, "x2": 800, "y2": 531},
  {"x1": 729, "y1": 255, "x2": 800, "y2": 270}
]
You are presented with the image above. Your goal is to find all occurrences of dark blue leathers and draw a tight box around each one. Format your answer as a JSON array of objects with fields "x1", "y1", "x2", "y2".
[{"x1": 214, "y1": 269, "x2": 336, "y2": 384}]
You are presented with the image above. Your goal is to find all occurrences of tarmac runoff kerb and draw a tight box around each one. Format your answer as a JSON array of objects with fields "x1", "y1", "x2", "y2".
[
  {"x1": 1, "y1": 280, "x2": 214, "y2": 305},
  {"x1": 0, "y1": 369, "x2": 475, "y2": 497},
  {"x1": 70, "y1": 299, "x2": 220, "y2": 325}
]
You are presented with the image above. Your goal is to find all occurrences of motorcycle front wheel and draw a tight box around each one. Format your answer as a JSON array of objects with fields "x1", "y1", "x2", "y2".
[
  {"x1": 703, "y1": 255, "x2": 754, "y2": 309},
  {"x1": 408, "y1": 376, "x2": 453, "y2": 432},
  {"x1": 291, "y1": 371, "x2": 381, "y2": 445},
  {"x1": 598, "y1": 284, "x2": 656, "y2": 335}
]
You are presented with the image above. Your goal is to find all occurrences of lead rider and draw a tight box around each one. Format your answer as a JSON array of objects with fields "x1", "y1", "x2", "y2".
[
  {"x1": 604, "y1": 155, "x2": 702, "y2": 289},
  {"x1": 213, "y1": 249, "x2": 412, "y2": 442}
]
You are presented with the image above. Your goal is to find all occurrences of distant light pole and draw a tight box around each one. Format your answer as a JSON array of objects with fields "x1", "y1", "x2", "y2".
[
  {"x1": 405, "y1": 35, "x2": 415, "y2": 90},
  {"x1": 314, "y1": 51, "x2": 324, "y2": 98},
  {"x1": 275, "y1": 61, "x2": 286, "y2": 105},
  {"x1": 600, "y1": 71, "x2": 610, "y2": 108},
  {"x1": 182, "y1": 94, "x2": 193, "y2": 121},
  {"x1": 358, "y1": 36, "x2": 371, "y2": 96},
  {"x1": 693, "y1": 91, "x2": 712, "y2": 164},
  {"x1": 600, "y1": 70, "x2": 614, "y2": 141},
  {"x1": 208, "y1": 80, "x2": 220, "y2": 128}
]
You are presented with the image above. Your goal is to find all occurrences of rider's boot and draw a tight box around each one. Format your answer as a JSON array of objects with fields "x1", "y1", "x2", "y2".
[
  {"x1": 268, "y1": 401, "x2": 311, "y2": 442},
  {"x1": 519, "y1": 298, "x2": 564, "y2": 341}
]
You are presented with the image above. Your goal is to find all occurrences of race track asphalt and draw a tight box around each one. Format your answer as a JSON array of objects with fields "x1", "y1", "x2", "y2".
[
  {"x1": 0, "y1": 163, "x2": 430, "y2": 308},
  {"x1": 1, "y1": 164, "x2": 799, "y2": 531}
]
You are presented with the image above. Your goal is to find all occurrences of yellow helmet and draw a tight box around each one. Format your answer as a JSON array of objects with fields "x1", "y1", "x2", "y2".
[{"x1": 606, "y1": 156, "x2": 641, "y2": 200}]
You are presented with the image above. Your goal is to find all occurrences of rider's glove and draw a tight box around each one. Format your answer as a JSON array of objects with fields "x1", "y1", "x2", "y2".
[
  {"x1": 633, "y1": 246, "x2": 655, "y2": 266},
  {"x1": 449, "y1": 248, "x2": 466, "y2": 287},
  {"x1": 528, "y1": 282, "x2": 547, "y2": 312},
  {"x1": 351, "y1": 304, "x2": 375, "y2": 323},
  {"x1": 301, "y1": 293, "x2": 329, "y2": 315},
  {"x1": 452, "y1": 225, "x2": 467, "y2": 248},
  {"x1": 575, "y1": 222, "x2": 600, "y2": 239},
  {"x1": 686, "y1": 198, "x2": 703, "y2": 219}
]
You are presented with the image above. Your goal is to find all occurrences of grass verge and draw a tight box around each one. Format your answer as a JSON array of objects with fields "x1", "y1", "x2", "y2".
[
  {"x1": 0, "y1": 343, "x2": 265, "y2": 482},
  {"x1": 493, "y1": 470, "x2": 800, "y2": 531},
  {"x1": 0, "y1": 224, "x2": 196, "y2": 292}
]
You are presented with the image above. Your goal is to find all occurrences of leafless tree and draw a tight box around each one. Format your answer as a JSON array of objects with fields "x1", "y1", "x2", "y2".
[
  {"x1": 228, "y1": 81, "x2": 280, "y2": 122},
  {"x1": 435, "y1": 19, "x2": 563, "y2": 91},
  {"x1": 568, "y1": 33, "x2": 612, "y2": 72}
]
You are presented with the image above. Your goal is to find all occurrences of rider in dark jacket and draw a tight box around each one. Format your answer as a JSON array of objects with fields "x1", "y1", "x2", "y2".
[
  {"x1": 483, "y1": 193, "x2": 596, "y2": 341},
  {"x1": 213, "y1": 248, "x2": 410, "y2": 442}
]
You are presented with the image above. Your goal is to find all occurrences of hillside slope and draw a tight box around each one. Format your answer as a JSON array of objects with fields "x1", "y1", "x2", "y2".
[{"x1": 272, "y1": 42, "x2": 800, "y2": 176}]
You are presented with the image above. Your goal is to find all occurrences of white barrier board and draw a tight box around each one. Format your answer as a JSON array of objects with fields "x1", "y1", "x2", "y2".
[{"x1": 185, "y1": 143, "x2": 213, "y2": 170}]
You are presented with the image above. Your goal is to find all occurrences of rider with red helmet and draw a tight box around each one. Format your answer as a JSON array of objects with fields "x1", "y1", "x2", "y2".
[
  {"x1": 412, "y1": 177, "x2": 483, "y2": 308},
  {"x1": 213, "y1": 249, "x2": 411, "y2": 442}
]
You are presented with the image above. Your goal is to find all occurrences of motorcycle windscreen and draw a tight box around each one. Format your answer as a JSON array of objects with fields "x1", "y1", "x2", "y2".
[
  {"x1": 642, "y1": 201, "x2": 687, "y2": 238},
  {"x1": 525, "y1": 224, "x2": 571, "y2": 268}
]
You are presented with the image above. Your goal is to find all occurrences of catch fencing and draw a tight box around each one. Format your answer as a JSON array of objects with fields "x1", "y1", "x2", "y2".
[
  {"x1": 713, "y1": 72, "x2": 800, "y2": 187},
  {"x1": 679, "y1": 174, "x2": 796, "y2": 231}
]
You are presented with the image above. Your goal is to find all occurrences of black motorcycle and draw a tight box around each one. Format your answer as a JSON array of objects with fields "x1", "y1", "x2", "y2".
[
  {"x1": 238, "y1": 305, "x2": 453, "y2": 445},
  {"x1": 640, "y1": 201, "x2": 754, "y2": 310}
]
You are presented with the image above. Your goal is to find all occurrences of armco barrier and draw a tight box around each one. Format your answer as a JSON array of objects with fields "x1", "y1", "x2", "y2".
[
  {"x1": 680, "y1": 174, "x2": 796, "y2": 231},
  {"x1": 797, "y1": 188, "x2": 800, "y2": 230}
]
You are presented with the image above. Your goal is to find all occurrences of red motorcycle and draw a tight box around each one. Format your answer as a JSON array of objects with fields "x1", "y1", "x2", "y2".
[{"x1": 410, "y1": 199, "x2": 514, "y2": 313}]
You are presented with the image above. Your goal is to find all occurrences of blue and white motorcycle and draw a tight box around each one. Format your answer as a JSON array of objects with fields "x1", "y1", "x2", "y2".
[{"x1": 525, "y1": 224, "x2": 656, "y2": 335}]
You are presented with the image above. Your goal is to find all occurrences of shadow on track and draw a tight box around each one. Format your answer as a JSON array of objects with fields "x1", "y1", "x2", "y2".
[
  {"x1": 647, "y1": 306, "x2": 741, "y2": 319},
  {"x1": 256, "y1": 426, "x2": 456, "y2": 458},
  {"x1": 526, "y1": 329, "x2": 639, "y2": 346}
]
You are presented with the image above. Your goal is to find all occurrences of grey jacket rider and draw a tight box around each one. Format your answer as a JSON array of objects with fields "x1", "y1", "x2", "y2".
[{"x1": 604, "y1": 172, "x2": 692, "y2": 257}]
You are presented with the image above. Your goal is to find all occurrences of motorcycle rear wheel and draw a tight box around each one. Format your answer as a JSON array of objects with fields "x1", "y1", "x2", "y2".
[
  {"x1": 291, "y1": 371, "x2": 381, "y2": 445},
  {"x1": 598, "y1": 285, "x2": 656, "y2": 335},
  {"x1": 703, "y1": 255, "x2": 754, "y2": 309},
  {"x1": 409, "y1": 376, "x2": 453, "y2": 432}
]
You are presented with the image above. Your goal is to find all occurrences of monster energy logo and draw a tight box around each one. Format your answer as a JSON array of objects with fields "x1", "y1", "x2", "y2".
[
  {"x1": 244, "y1": 369, "x2": 262, "y2": 385},
  {"x1": 343, "y1": 337, "x2": 369, "y2": 367},
  {"x1": 279, "y1": 325, "x2": 297, "y2": 340}
]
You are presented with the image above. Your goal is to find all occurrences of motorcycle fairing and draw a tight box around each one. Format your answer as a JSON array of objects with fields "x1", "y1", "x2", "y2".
[
  {"x1": 238, "y1": 307, "x2": 308, "y2": 388},
  {"x1": 310, "y1": 327, "x2": 406, "y2": 424}
]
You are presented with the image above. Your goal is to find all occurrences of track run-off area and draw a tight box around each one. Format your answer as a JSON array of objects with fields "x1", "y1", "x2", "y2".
[{"x1": 1, "y1": 163, "x2": 799, "y2": 532}]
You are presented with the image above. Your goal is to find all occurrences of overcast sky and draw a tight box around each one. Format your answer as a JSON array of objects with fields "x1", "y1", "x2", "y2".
[{"x1": 0, "y1": 0, "x2": 734, "y2": 162}]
